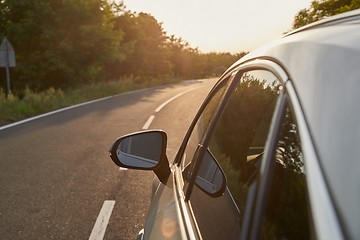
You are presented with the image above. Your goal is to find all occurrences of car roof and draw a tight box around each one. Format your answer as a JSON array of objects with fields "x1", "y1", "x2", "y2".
[{"x1": 228, "y1": 9, "x2": 360, "y2": 239}]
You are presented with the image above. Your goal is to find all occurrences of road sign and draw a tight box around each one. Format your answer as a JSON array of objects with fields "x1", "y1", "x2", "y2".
[
  {"x1": 0, "y1": 37, "x2": 16, "y2": 94},
  {"x1": 0, "y1": 37, "x2": 16, "y2": 67}
]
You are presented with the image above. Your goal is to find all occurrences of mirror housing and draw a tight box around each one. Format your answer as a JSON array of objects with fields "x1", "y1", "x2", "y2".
[{"x1": 109, "y1": 130, "x2": 170, "y2": 183}]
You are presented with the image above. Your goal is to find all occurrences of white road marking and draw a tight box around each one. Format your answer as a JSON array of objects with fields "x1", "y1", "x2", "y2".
[
  {"x1": 0, "y1": 96, "x2": 110, "y2": 131},
  {"x1": 182, "y1": 80, "x2": 203, "y2": 83},
  {"x1": 89, "y1": 200, "x2": 115, "y2": 240},
  {"x1": 143, "y1": 88, "x2": 196, "y2": 130},
  {"x1": 0, "y1": 88, "x2": 149, "y2": 131},
  {"x1": 0, "y1": 86, "x2": 198, "y2": 132},
  {"x1": 142, "y1": 115, "x2": 155, "y2": 130},
  {"x1": 155, "y1": 88, "x2": 194, "y2": 113}
]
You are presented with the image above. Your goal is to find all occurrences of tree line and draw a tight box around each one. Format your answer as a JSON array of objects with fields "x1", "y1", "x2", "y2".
[
  {"x1": 1, "y1": 0, "x2": 358, "y2": 93},
  {"x1": 0, "y1": 0, "x2": 245, "y2": 93}
]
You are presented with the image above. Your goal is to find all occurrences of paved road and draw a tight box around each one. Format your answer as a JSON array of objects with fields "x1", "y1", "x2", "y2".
[{"x1": 0, "y1": 79, "x2": 216, "y2": 240}]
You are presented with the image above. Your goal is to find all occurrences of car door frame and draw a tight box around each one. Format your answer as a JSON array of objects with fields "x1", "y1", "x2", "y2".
[
  {"x1": 170, "y1": 57, "x2": 343, "y2": 239},
  {"x1": 172, "y1": 58, "x2": 292, "y2": 239}
]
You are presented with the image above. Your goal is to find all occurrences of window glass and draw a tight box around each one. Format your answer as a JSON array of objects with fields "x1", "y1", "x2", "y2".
[
  {"x1": 261, "y1": 105, "x2": 311, "y2": 239},
  {"x1": 190, "y1": 70, "x2": 281, "y2": 239},
  {"x1": 181, "y1": 77, "x2": 230, "y2": 170}
]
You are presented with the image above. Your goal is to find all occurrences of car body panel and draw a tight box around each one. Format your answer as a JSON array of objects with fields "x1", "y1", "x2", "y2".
[
  {"x1": 142, "y1": 173, "x2": 183, "y2": 240},
  {"x1": 285, "y1": 81, "x2": 344, "y2": 240}
]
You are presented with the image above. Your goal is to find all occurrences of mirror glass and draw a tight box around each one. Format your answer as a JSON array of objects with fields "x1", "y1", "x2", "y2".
[
  {"x1": 195, "y1": 149, "x2": 225, "y2": 194},
  {"x1": 117, "y1": 132, "x2": 163, "y2": 169}
]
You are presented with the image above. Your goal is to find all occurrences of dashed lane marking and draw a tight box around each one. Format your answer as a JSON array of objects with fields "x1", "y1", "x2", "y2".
[
  {"x1": 155, "y1": 88, "x2": 194, "y2": 113},
  {"x1": 142, "y1": 115, "x2": 155, "y2": 130},
  {"x1": 89, "y1": 200, "x2": 115, "y2": 240},
  {"x1": 143, "y1": 88, "x2": 196, "y2": 130}
]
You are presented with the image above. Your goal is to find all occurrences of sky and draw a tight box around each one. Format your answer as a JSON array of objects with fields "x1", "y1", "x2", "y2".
[{"x1": 122, "y1": 0, "x2": 313, "y2": 53}]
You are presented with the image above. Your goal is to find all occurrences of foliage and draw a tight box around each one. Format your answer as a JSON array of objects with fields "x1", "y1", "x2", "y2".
[
  {"x1": 0, "y1": 87, "x2": 64, "y2": 122},
  {"x1": 0, "y1": 0, "x2": 246, "y2": 94},
  {"x1": 293, "y1": 0, "x2": 360, "y2": 28},
  {"x1": 214, "y1": 75, "x2": 279, "y2": 176},
  {"x1": 0, "y1": 0, "x2": 126, "y2": 91},
  {"x1": 113, "y1": 11, "x2": 172, "y2": 79},
  {"x1": 3, "y1": 0, "x2": 356, "y2": 94}
]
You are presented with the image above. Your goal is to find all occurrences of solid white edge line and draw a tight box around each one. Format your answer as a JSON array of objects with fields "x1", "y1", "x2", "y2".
[
  {"x1": 0, "y1": 88, "x2": 150, "y2": 131},
  {"x1": 89, "y1": 200, "x2": 115, "y2": 240},
  {"x1": 0, "y1": 86, "x2": 198, "y2": 132},
  {"x1": 155, "y1": 88, "x2": 194, "y2": 113},
  {"x1": 0, "y1": 96, "x2": 108, "y2": 131},
  {"x1": 143, "y1": 115, "x2": 155, "y2": 130}
]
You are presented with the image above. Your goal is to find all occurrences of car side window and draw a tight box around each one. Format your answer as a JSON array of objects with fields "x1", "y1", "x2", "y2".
[
  {"x1": 260, "y1": 104, "x2": 311, "y2": 239},
  {"x1": 189, "y1": 70, "x2": 282, "y2": 239},
  {"x1": 181, "y1": 76, "x2": 230, "y2": 171}
]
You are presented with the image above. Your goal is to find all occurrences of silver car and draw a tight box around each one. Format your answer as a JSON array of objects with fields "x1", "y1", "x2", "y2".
[{"x1": 110, "y1": 9, "x2": 360, "y2": 240}]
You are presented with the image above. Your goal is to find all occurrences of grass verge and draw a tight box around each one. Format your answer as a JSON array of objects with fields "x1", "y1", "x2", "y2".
[{"x1": 0, "y1": 77, "x2": 178, "y2": 126}]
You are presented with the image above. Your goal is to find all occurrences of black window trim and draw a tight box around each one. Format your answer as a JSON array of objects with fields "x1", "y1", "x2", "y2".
[
  {"x1": 248, "y1": 90, "x2": 288, "y2": 240},
  {"x1": 236, "y1": 60, "x2": 291, "y2": 240}
]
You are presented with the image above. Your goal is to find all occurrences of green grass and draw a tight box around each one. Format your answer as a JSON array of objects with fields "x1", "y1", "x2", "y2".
[{"x1": 0, "y1": 76, "x2": 178, "y2": 126}]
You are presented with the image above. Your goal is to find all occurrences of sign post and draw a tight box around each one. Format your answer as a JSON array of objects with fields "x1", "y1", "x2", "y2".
[{"x1": 0, "y1": 37, "x2": 16, "y2": 95}]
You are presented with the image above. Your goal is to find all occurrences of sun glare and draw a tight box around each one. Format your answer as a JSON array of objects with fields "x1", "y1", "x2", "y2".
[{"x1": 122, "y1": 0, "x2": 313, "y2": 53}]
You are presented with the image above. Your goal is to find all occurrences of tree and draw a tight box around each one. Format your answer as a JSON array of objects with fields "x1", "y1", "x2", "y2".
[
  {"x1": 165, "y1": 35, "x2": 200, "y2": 78},
  {"x1": 113, "y1": 11, "x2": 172, "y2": 80},
  {"x1": 1, "y1": 0, "x2": 247, "y2": 92},
  {"x1": 1, "y1": 0, "x2": 126, "y2": 90},
  {"x1": 293, "y1": 0, "x2": 360, "y2": 29}
]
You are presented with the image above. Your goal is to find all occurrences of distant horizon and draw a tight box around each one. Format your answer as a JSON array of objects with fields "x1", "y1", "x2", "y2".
[{"x1": 122, "y1": 0, "x2": 313, "y2": 53}]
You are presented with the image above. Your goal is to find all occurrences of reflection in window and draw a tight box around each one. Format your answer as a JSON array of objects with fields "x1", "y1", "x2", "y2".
[
  {"x1": 182, "y1": 78, "x2": 230, "y2": 170},
  {"x1": 190, "y1": 70, "x2": 281, "y2": 239},
  {"x1": 195, "y1": 150, "x2": 224, "y2": 194},
  {"x1": 261, "y1": 106, "x2": 310, "y2": 239},
  {"x1": 210, "y1": 70, "x2": 280, "y2": 212}
]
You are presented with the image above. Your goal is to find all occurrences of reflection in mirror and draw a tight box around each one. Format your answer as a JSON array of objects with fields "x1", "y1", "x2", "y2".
[
  {"x1": 117, "y1": 132, "x2": 163, "y2": 169},
  {"x1": 195, "y1": 149, "x2": 225, "y2": 195}
]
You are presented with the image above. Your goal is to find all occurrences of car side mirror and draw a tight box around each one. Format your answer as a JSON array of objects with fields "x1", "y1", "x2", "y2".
[
  {"x1": 109, "y1": 130, "x2": 170, "y2": 183},
  {"x1": 194, "y1": 149, "x2": 227, "y2": 197}
]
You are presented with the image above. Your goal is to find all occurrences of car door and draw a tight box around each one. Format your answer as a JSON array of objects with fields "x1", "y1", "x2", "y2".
[
  {"x1": 176, "y1": 60, "x2": 316, "y2": 239},
  {"x1": 167, "y1": 60, "x2": 278, "y2": 239}
]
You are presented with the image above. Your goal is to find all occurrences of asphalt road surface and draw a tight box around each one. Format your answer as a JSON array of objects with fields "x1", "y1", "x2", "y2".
[{"x1": 0, "y1": 79, "x2": 216, "y2": 240}]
